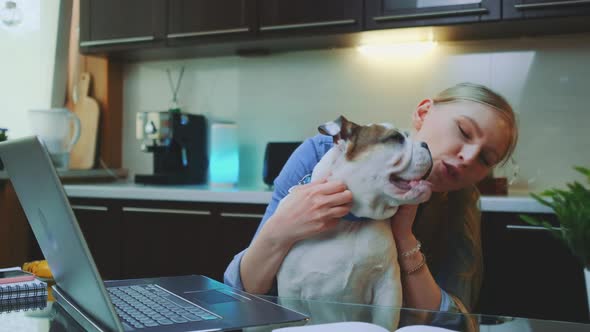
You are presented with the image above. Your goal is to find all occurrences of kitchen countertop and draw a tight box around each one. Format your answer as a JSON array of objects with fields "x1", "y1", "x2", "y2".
[
  {"x1": 63, "y1": 182, "x2": 554, "y2": 214},
  {"x1": 0, "y1": 169, "x2": 127, "y2": 181}
]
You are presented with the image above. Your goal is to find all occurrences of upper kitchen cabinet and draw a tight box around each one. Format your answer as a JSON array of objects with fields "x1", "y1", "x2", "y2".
[
  {"x1": 503, "y1": 0, "x2": 590, "y2": 19},
  {"x1": 166, "y1": 0, "x2": 256, "y2": 46},
  {"x1": 79, "y1": 0, "x2": 166, "y2": 53},
  {"x1": 365, "y1": 0, "x2": 501, "y2": 30},
  {"x1": 258, "y1": 0, "x2": 363, "y2": 36}
]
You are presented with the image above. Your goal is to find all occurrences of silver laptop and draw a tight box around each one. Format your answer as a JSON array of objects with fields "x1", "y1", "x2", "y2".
[{"x1": 0, "y1": 136, "x2": 308, "y2": 332}]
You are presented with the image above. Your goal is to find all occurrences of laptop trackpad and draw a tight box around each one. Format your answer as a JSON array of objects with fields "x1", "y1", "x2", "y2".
[{"x1": 185, "y1": 290, "x2": 241, "y2": 305}]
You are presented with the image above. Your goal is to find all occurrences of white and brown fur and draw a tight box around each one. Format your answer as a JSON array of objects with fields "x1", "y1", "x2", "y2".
[{"x1": 277, "y1": 116, "x2": 432, "y2": 323}]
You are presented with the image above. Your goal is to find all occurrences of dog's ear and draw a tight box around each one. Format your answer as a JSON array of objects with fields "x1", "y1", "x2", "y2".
[{"x1": 318, "y1": 115, "x2": 359, "y2": 143}]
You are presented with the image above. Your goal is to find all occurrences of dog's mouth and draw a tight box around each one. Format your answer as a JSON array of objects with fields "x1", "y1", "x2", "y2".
[{"x1": 389, "y1": 174, "x2": 414, "y2": 191}]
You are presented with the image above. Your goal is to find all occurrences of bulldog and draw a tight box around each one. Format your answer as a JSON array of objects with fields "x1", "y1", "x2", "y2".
[{"x1": 277, "y1": 116, "x2": 433, "y2": 310}]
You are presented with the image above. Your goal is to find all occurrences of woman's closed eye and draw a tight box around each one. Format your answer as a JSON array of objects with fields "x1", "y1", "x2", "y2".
[{"x1": 457, "y1": 122, "x2": 471, "y2": 139}]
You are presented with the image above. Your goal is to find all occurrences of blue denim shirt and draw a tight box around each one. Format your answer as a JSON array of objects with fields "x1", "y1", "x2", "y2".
[{"x1": 223, "y1": 134, "x2": 457, "y2": 312}]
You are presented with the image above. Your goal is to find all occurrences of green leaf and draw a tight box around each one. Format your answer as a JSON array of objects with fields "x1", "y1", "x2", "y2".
[{"x1": 524, "y1": 165, "x2": 590, "y2": 268}]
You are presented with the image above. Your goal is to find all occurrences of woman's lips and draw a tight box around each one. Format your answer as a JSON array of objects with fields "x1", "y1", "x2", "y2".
[{"x1": 442, "y1": 161, "x2": 459, "y2": 181}]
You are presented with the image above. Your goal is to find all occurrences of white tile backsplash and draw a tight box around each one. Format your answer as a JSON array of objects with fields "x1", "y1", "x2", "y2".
[{"x1": 122, "y1": 32, "x2": 590, "y2": 192}]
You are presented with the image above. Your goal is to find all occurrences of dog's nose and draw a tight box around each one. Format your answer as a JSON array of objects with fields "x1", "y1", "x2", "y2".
[{"x1": 420, "y1": 142, "x2": 429, "y2": 151}]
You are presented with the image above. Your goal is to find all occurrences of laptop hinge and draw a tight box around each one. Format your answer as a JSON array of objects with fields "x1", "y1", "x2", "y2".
[{"x1": 53, "y1": 285, "x2": 120, "y2": 332}]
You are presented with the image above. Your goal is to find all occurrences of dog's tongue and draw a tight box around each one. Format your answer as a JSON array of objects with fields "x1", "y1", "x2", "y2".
[{"x1": 392, "y1": 179, "x2": 412, "y2": 190}]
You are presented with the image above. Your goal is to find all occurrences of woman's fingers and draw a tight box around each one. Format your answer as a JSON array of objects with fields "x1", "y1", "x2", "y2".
[
  {"x1": 322, "y1": 189, "x2": 353, "y2": 207},
  {"x1": 326, "y1": 204, "x2": 352, "y2": 219},
  {"x1": 314, "y1": 180, "x2": 348, "y2": 195}
]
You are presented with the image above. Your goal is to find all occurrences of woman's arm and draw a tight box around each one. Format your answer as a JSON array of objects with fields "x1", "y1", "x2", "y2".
[
  {"x1": 391, "y1": 187, "x2": 483, "y2": 312},
  {"x1": 391, "y1": 205, "x2": 442, "y2": 311},
  {"x1": 241, "y1": 179, "x2": 352, "y2": 294},
  {"x1": 223, "y1": 134, "x2": 352, "y2": 294}
]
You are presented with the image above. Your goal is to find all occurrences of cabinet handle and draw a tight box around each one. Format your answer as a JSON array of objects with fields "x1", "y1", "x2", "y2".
[
  {"x1": 373, "y1": 8, "x2": 488, "y2": 22},
  {"x1": 260, "y1": 19, "x2": 356, "y2": 32},
  {"x1": 80, "y1": 36, "x2": 155, "y2": 47},
  {"x1": 506, "y1": 225, "x2": 561, "y2": 231},
  {"x1": 71, "y1": 205, "x2": 108, "y2": 212},
  {"x1": 167, "y1": 27, "x2": 249, "y2": 39},
  {"x1": 122, "y1": 207, "x2": 211, "y2": 216},
  {"x1": 514, "y1": 0, "x2": 590, "y2": 10},
  {"x1": 220, "y1": 212, "x2": 265, "y2": 219}
]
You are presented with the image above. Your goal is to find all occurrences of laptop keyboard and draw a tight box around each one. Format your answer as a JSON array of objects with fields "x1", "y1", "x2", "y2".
[{"x1": 108, "y1": 284, "x2": 220, "y2": 330}]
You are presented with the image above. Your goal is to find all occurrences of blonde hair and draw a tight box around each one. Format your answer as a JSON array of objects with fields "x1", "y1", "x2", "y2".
[{"x1": 433, "y1": 82, "x2": 518, "y2": 166}]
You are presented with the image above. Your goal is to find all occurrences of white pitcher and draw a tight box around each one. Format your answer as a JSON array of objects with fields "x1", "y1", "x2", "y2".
[{"x1": 28, "y1": 108, "x2": 81, "y2": 170}]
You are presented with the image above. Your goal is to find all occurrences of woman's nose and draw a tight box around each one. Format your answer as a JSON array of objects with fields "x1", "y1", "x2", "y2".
[{"x1": 459, "y1": 145, "x2": 479, "y2": 165}]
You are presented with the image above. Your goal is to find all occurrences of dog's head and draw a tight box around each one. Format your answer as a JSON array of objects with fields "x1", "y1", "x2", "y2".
[{"x1": 312, "y1": 115, "x2": 433, "y2": 220}]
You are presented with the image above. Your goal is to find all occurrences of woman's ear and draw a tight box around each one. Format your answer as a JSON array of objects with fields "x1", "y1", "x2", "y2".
[{"x1": 412, "y1": 99, "x2": 433, "y2": 131}]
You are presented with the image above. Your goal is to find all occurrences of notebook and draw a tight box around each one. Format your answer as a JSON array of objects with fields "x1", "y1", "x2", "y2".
[
  {"x1": 0, "y1": 296, "x2": 47, "y2": 313},
  {"x1": 0, "y1": 136, "x2": 308, "y2": 332},
  {"x1": 0, "y1": 267, "x2": 47, "y2": 301}
]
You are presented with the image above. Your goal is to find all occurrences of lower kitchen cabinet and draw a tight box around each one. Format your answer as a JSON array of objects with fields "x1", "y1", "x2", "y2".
[
  {"x1": 66, "y1": 196, "x2": 589, "y2": 323},
  {"x1": 478, "y1": 212, "x2": 589, "y2": 323},
  {"x1": 68, "y1": 198, "x2": 266, "y2": 283},
  {"x1": 70, "y1": 198, "x2": 122, "y2": 280},
  {"x1": 215, "y1": 204, "x2": 266, "y2": 281},
  {"x1": 119, "y1": 201, "x2": 218, "y2": 280},
  {"x1": 117, "y1": 200, "x2": 265, "y2": 282}
]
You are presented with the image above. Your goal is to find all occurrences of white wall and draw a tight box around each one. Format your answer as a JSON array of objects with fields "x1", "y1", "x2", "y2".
[
  {"x1": 0, "y1": 0, "x2": 59, "y2": 138},
  {"x1": 122, "y1": 33, "x2": 590, "y2": 193}
]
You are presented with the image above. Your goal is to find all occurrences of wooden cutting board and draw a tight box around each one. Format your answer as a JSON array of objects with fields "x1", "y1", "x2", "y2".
[{"x1": 69, "y1": 72, "x2": 100, "y2": 170}]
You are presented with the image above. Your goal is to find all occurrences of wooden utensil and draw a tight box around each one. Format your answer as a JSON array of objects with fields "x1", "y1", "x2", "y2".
[{"x1": 69, "y1": 72, "x2": 100, "y2": 170}]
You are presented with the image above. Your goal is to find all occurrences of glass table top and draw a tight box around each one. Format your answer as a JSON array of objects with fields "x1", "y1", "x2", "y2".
[{"x1": 0, "y1": 297, "x2": 588, "y2": 332}]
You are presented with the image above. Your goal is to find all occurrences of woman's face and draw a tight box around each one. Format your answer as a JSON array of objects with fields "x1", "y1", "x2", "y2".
[{"x1": 412, "y1": 100, "x2": 511, "y2": 192}]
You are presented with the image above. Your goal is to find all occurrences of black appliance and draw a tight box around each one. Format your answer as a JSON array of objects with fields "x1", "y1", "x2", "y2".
[
  {"x1": 262, "y1": 142, "x2": 302, "y2": 186},
  {"x1": 135, "y1": 112, "x2": 208, "y2": 185}
]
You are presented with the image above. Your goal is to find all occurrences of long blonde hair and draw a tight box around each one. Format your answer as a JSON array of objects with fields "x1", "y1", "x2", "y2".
[{"x1": 433, "y1": 82, "x2": 518, "y2": 166}]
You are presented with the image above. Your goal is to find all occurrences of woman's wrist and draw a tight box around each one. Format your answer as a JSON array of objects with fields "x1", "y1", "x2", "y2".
[
  {"x1": 258, "y1": 215, "x2": 297, "y2": 252},
  {"x1": 395, "y1": 233, "x2": 419, "y2": 253}
]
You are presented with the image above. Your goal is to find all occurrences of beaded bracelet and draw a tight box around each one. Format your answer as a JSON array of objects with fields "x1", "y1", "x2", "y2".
[
  {"x1": 400, "y1": 240, "x2": 422, "y2": 258},
  {"x1": 403, "y1": 252, "x2": 426, "y2": 275}
]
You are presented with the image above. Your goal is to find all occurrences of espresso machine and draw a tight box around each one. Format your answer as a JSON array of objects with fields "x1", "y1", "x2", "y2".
[{"x1": 135, "y1": 111, "x2": 208, "y2": 185}]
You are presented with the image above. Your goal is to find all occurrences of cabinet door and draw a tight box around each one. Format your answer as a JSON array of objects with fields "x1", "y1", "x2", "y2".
[
  {"x1": 258, "y1": 0, "x2": 363, "y2": 35},
  {"x1": 503, "y1": 0, "x2": 590, "y2": 19},
  {"x1": 365, "y1": 0, "x2": 500, "y2": 30},
  {"x1": 80, "y1": 0, "x2": 166, "y2": 51},
  {"x1": 167, "y1": 0, "x2": 255, "y2": 44},
  {"x1": 120, "y1": 203, "x2": 216, "y2": 280},
  {"x1": 478, "y1": 212, "x2": 589, "y2": 323},
  {"x1": 215, "y1": 204, "x2": 266, "y2": 282},
  {"x1": 70, "y1": 200, "x2": 122, "y2": 280}
]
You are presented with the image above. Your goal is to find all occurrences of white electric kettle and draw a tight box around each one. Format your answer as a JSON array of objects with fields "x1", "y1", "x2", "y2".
[{"x1": 28, "y1": 108, "x2": 81, "y2": 170}]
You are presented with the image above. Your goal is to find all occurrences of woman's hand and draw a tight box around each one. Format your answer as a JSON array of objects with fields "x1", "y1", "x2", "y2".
[
  {"x1": 263, "y1": 178, "x2": 353, "y2": 248},
  {"x1": 390, "y1": 204, "x2": 419, "y2": 244},
  {"x1": 391, "y1": 180, "x2": 432, "y2": 245}
]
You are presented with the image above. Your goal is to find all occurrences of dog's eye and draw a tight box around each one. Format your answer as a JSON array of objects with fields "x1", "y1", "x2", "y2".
[{"x1": 383, "y1": 132, "x2": 405, "y2": 144}]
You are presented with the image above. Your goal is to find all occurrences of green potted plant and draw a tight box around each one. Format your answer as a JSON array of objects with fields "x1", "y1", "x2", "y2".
[
  {"x1": 520, "y1": 166, "x2": 590, "y2": 315},
  {"x1": 0, "y1": 128, "x2": 7, "y2": 142}
]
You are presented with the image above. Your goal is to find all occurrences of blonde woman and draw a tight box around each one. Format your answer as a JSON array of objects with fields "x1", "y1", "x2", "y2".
[{"x1": 225, "y1": 82, "x2": 519, "y2": 314}]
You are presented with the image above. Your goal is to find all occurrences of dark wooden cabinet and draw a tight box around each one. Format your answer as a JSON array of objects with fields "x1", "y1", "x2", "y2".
[
  {"x1": 503, "y1": 0, "x2": 590, "y2": 19},
  {"x1": 478, "y1": 212, "x2": 589, "y2": 323},
  {"x1": 119, "y1": 202, "x2": 217, "y2": 280},
  {"x1": 70, "y1": 198, "x2": 122, "y2": 280},
  {"x1": 114, "y1": 200, "x2": 265, "y2": 283},
  {"x1": 365, "y1": 0, "x2": 501, "y2": 30},
  {"x1": 258, "y1": 0, "x2": 363, "y2": 36},
  {"x1": 64, "y1": 195, "x2": 590, "y2": 323},
  {"x1": 80, "y1": 0, "x2": 166, "y2": 51},
  {"x1": 215, "y1": 204, "x2": 266, "y2": 281},
  {"x1": 166, "y1": 0, "x2": 256, "y2": 45}
]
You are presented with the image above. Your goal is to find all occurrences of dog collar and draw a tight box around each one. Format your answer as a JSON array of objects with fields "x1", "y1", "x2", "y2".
[{"x1": 342, "y1": 213, "x2": 373, "y2": 222}]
